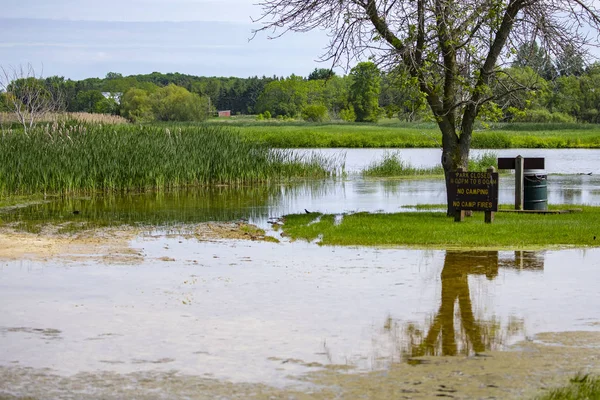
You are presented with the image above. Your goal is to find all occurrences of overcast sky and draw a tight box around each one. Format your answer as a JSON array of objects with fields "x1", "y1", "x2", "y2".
[{"x1": 0, "y1": 0, "x2": 334, "y2": 80}]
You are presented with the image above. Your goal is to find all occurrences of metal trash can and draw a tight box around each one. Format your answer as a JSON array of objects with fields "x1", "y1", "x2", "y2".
[{"x1": 524, "y1": 169, "x2": 548, "y2": 210}]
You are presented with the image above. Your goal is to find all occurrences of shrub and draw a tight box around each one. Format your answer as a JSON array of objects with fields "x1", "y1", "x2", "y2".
[
  {"x1": 301, "y1": 105, "x2": 329, "y2": 122},
  {"x1": 150, "y1": 84, "x2": 209, "y2": 122},
  {"x1": 339, "y1": 107, "x2": 356, "y2": 122},
  {"x1": 580, "y1": 109, "x2": 599, "y2": 123},
  {"x1": 550, "y1": 112, "x2": 576, "y2": 123}
]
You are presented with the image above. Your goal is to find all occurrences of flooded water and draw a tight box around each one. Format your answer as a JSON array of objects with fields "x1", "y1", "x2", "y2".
[
  {"x1": 1, "y1": 241, "x2": 600, "y2": 387},
  {"x1": 317, "y1": 148, "x2": 600, "y2": 174},
  {"x1": 1, "y1": 148, "x2": 600, "y2": 398},
  {"x1": 2, "y1": 148, "x2": 600, "y2": 231}
]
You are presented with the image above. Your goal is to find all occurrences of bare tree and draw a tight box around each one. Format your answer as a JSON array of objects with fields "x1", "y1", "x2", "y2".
[
  {"x1": 0, "y1": 64, "x2": 63, "y2": 135},
  {"x1": 253, "y1": 0, "x2": 600, "y2": 214}
]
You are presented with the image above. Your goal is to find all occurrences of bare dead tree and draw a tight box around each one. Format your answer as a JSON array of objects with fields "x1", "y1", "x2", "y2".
[
  {"x1": 253, "y1": 0, "x2": 600, "y2": 214},
  {"x1": 0, "y1": 64, "x2": 63, "y2": 135}
]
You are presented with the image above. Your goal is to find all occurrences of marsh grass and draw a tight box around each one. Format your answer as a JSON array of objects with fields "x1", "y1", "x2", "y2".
[
  {"x1": 468, "y1": 151, "x2": 499, "y2": 171},
  {"x1": 0, "y1": 123, "x2": 343, "y2": 195},
  {"x1": 0, "y1": 112, "x2": 128, "y2": 126},
  {"x1": 65, "y1": 112, "x2": 129, "y2": 125},
  {"x1": 200, "y1": 119, "x2": 600, "y2": 149},
  {"x1": 362, "y1": 151, "x2": 499, "y2": 177},
  {"x1": 281, "y1": 206, "x2": 600, "y2": 248},
  {"x1": 535, "y1": 374, "x2": 600, "y2": 400},
  {"x1": 361, "y1": 152, "x2": 443, "y2": 177}
]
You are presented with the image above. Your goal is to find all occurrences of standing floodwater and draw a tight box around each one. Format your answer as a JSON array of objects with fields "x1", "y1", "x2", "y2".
[{"x1": 1, "y1": 240, "x2": 600, "y2": 390}]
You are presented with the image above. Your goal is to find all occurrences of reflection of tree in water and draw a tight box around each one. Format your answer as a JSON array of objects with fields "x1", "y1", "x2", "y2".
[{"x1": 394, "y1": 251, "x2": 544, "y2": 360}]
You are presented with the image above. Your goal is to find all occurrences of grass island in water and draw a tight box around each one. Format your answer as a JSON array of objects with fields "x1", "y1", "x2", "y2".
[{"x1": 281, "y1": 206, "x2": 600, "y2": 249}]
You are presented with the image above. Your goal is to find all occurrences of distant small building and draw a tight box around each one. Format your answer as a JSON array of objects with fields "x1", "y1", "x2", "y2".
[
  {"x1": 218, "y1": 110, "x2": 231, "y2": 117},
  {"x1": 102, "y1": 92, "x2": 123, "y2": 103}
]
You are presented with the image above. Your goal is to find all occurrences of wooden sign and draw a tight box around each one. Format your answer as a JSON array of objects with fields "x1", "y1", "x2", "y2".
[
  {"x1": 498, "y1": 157, "x2": 544, "y2": 170},
  {"x1": 449, "y1": 170, "x2": 499, "y2": 212}
]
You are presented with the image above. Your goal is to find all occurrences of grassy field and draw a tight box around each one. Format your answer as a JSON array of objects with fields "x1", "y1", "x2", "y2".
[
  {"x1": 535, "y1": 375, "x2": 600, "y2": 400},
  {"x1": 0, "y1": 122, "x2": 343, "y2": 196},
  {"x1": 5, "y1": 114, "x2": 600, "y2": 149},
  {"x1": 202, "y1": 118, "x2": 600, "y2": 149},
  {"x1": 280, "y1": 206, "x2": 599, "y2": 249}
]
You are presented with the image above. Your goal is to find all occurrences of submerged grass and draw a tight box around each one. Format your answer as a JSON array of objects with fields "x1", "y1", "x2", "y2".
[
  {"x1": 361, "y1": 151, "x2": 499, "y2": 177},
  {"x1": 0, "y1": 186, "x2": 288, "y2": 233},
  {"x1": 281, "y1": 206, "x2": 600, "y2": 249},
  {"x1": 0, "y1": 123, "x2": 344, "y2": 196}
]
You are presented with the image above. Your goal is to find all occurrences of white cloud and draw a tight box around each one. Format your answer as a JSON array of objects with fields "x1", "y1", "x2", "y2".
[{"x1": 3, "y1": 0, "x2": 262, "y2": 22}]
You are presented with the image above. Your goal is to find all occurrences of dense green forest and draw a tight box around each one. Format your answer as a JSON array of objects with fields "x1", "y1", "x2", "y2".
[{"x1": 2, "y1": 43, "x2": 599, "y2": 124}]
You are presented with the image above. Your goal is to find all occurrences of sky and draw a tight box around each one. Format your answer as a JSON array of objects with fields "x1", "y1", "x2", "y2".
[{"x1": 0, "y1": 0, "x2": 334, "y2": 80}]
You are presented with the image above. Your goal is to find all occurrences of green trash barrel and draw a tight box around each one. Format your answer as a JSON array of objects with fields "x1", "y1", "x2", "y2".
[{"x1": 524, "y1": 169, "x2": 548, "y2": 211}]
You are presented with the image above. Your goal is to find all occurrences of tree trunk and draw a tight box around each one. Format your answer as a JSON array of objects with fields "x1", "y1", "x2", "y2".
[{"x1": 440, "y1": 125, "x2": 471, "y2": 216}]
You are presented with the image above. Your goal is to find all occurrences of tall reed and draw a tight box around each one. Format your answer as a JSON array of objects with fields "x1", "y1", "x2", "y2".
[{"x1": 0, "y1": 123, "x2": 343, "y2": 195}]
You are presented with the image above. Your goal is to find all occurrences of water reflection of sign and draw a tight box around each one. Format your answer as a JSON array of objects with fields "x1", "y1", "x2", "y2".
[{"x1": 449, "y1": 171, "x2": 499, "y2": 211}]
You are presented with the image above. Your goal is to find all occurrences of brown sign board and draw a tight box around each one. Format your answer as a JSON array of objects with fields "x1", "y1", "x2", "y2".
[
  {"x1": 449, "y1": 171, "x2": 499, "y2": 211},
  {"x1": 498, "y1": 157, "x2": 545, "y2": 170}
]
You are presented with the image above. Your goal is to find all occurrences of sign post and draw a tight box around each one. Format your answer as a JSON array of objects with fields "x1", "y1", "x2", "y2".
[
  {"x1": 449, "y1": 167, "x2": 499, "y2": 223},
  {"x1": 515, "y1": 155, "x2": 524, "y2": 210}
]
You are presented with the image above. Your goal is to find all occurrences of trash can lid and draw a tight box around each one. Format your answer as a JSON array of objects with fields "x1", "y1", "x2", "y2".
[{"x1": 524, "y1": 169, "x2": 546, "y2": 175}]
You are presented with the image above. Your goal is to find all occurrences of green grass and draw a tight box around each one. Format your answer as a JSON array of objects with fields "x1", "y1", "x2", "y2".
[
  {"x1": 198, "y1": 119, "x2": 600, "y2": 149},
  {"x1": 0, "y1": 123, "x2": 344, "y2": 195},
  {"x1": 281, "y1": 206, "x2": 599, "y2": 249},
  {"x1": 535, "y1": 374, "x2": 600, "y2": 400}
]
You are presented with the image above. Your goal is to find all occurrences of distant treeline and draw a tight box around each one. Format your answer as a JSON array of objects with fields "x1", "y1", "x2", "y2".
[{"x1": 2, "y1": 42, "x2": 600, "y2": 124}]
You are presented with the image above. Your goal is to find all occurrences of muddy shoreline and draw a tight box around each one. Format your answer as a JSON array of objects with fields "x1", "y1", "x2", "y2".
[
  {"x1": 0, "y1": 222, "x2": 271, "y2": 262},
  {"x1": 1, "y1": 332, "x2": 600, "y2": 399}
]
